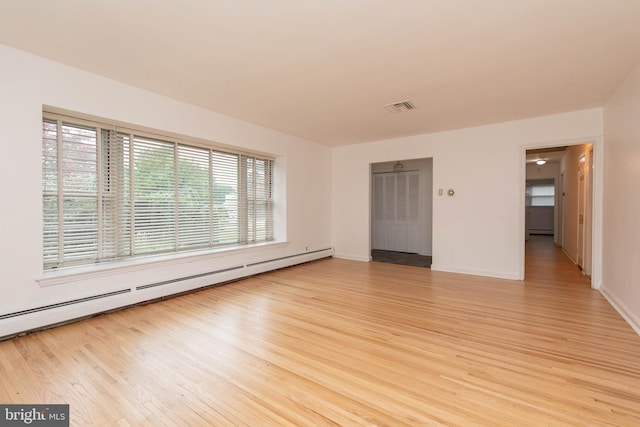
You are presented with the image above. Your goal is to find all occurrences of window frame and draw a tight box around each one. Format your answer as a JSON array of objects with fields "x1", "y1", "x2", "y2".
[
  {"x1": 42, "y1": 109, "x2": 275, "y2": 271},
  {"x1": 525, "y1": 179, "x2": 556, "y2": 207}
]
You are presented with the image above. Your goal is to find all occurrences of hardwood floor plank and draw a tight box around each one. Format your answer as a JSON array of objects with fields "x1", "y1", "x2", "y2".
[{"x1": 1, "y1": 236, "x2": 639, "y2": 425}]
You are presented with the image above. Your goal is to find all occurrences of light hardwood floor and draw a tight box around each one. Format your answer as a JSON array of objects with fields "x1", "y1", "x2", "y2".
[{"x1": 1, "y1": 236, "x2": 639, "y2": 426}]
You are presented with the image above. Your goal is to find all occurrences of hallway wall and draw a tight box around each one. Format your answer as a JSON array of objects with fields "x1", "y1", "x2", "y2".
[{"x1": 603, "y1": 59, "x2": 640, "y2": 334}]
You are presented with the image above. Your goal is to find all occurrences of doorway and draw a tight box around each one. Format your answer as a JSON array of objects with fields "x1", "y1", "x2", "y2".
[
  {"x1": 370, "y1": 158, "x2": 433, "y2": 268},
  {"x1": 524, "y1": 143, "x2": 594, "y2": 280},
  {"x1": 525, "y1": 178, "x2": 555, "y2": 237}
]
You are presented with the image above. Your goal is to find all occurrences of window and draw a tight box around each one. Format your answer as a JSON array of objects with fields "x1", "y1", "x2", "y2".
[
  {"x1": 42, "y1": 112, "x2": 274, "y2": 270},
  {"x1": 526, "y1": 180, "x2": 555, "y2": 207}
]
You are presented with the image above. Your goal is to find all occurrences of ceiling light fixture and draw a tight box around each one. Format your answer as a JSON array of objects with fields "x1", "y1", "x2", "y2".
[
  {"x1": 536, "y1": 159, "x2": 546, "y2": 165},
  {"x1": 393, "y1": 161, "x2": 405, "y2": 172}
]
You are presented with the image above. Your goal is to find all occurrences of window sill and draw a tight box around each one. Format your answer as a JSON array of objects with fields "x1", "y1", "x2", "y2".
[{"x1": 37, "y1": 240, "x2": 289, "y2": 287}]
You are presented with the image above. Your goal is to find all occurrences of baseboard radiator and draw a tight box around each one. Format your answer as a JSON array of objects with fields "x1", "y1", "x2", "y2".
[
  {"x1": 0, "y1": 248, "x2": 333, "y2": 340},
  {"x1": 0, "y1": 289, "x2": 132, "y2": 321},
  {"x1": 135, "y1": 265, "x2": 245, "y2": 291}
]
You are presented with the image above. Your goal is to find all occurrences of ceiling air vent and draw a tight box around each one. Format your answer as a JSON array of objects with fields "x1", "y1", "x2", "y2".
[{"x1": 384, "y1": 100, "x2": 416, "y2": 113}]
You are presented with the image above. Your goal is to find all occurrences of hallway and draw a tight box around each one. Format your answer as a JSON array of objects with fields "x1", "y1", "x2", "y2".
[{"x1": 525, "y1": 235, "x2": 591, "y2": 286}]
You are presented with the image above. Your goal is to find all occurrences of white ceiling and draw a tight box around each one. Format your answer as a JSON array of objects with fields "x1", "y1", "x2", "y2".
[{"x1": 2, "y1": 1, "x2": 640, "y2": 147}]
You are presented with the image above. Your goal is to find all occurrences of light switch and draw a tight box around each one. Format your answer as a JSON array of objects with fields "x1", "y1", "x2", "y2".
[{"x1": 438, "y1": 188, "x2": 443, "y2": 196}]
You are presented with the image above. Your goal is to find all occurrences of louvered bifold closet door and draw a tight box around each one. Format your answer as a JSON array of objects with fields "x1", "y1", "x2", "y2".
[
  {"x1": 395, "y1": 173, "x2": 409, "y2": 251},
  {"x1": 372, "y1": 175, "x2": 385, "y2": 250},
  {"x1": 406, "y1": 173, "x2": 421, "y2": 253},
  {"x1": 395, "y1": 172, "x2": 421, "y2": 253},
  {"x1": 383, "y1": 174, "x2": 396, "y2": 250},
  {"x1": 371, "y1": 171, "x2": 421, "y2": 253}
]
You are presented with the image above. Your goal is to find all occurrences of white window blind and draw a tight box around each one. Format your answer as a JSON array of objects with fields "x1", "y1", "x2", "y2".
[
  {"x1": 42, "y1": 113, "x2": 274, "y2": 270},
  {"x1": 526, "y1": 181, "x2": 555, "y2": 207}
]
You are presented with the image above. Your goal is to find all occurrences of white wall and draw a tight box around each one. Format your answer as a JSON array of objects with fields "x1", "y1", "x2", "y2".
[
  {"x1": 0, "y1": 45, "x2": 332, "y2": 337},
  {"x1": 526, "y1": 162, "x2": 559, "y2": 180},
  {"x1": 602, "y1": 60, "x2": 640, "y2": 335},
  {"x1": 332, "y1": 109, "x2": 603, "y2": 279}
]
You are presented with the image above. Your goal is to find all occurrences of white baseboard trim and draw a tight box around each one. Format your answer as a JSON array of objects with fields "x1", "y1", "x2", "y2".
[
  {"x1": 561, "y1": 247, "x2": 578, "y2": 265},
  {"x1": 333, "y1": 253, "x2": 370, "y2": 262},
  {"x1": 600, "y1": 286, "x2": 640, "y2": 336},
  {"x1": 430, "y1": 264, "x2": 520, "y2": 281}
]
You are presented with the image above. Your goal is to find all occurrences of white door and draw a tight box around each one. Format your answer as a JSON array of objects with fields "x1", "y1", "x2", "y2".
[
  {"x1": 558, "y1": 172, "x2": 564, "y2": 246},
  {"x1": 577, "y1": 156, "x2": 586, "y2": 268},
  {"x1": 584, "y1": 149, "x2": 594, "y2": 275},
  {"x1": 372, "y1": 172, "x2": 420, "y2": 252}
]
